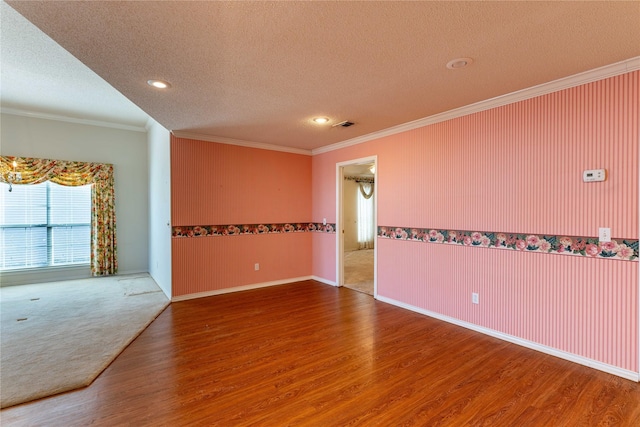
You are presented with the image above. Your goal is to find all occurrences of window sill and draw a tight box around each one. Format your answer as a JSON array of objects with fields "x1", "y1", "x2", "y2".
[{"x1": 0, "y1": 264, "x2": 91, "y2": 287}]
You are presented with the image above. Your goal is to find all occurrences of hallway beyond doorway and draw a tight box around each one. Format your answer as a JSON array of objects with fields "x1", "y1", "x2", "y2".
[{"x1": 343, "y1": 249, "x2": 374, "y2": 295}]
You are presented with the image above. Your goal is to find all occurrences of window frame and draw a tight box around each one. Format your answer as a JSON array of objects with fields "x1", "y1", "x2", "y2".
[{"x1": 0, "y1": 181, "x2": 92, "y2": 271}]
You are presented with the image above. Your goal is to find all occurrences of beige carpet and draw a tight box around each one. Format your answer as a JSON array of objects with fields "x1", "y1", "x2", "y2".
[
  {"x1": 344, "y1": 249, "x2": 374, "y2": 295},
  {"x1": 0, "y1": 274, "x2": 169, "y2": 408}
]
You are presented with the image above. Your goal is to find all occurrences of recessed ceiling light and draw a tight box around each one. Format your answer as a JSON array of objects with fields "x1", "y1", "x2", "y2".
[
  {"x1": 147, "y1": 79, "x2": 171, "y2": 89},
  {"x1": 446, "y1": 57, "x2": 473, "y2": 70},
  {"x1": 313, "y1": 117, "x2": 329, "y2": 124}
]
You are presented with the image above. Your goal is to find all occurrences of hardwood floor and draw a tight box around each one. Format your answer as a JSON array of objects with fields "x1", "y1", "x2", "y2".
[{"x1": 2, "y1": 280, "x2": 639, "y2": 426}]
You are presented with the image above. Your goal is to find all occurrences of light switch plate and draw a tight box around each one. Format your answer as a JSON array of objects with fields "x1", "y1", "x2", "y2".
[{"x1": 598, "y1": 227, "x2": 611, "y2": 243}]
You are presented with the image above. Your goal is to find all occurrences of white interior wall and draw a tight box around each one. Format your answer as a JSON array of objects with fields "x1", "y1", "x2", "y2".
[
  {"x1": 343, "y1": 179, "x2": 359, "y2": 252},
  {"x1": 0, "y1": 113, "x2": 149, "y2": 285},
  {"x1": 147, "y1": 119, "x2": 172, "y2": 298}
]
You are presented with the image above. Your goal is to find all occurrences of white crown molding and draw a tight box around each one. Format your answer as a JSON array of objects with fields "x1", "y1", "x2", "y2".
[
  {"x1": 376, "y1": 295, "x2": 639, "y2": 382},
  {"x1": 145, "y1": 117, "x2": 158, "y2": 131},
  {"x1": 312, "y1": 56, "x2": 640, "y2": 155},
  {"x1": 171, "y1": 130, "x2": 312, "y2": 156},
  {"x1": 0, "y1": 107, "x2": 148, "y2": 133}
]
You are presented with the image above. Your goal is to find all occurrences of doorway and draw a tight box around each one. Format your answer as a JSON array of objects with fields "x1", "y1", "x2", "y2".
[{"x1": 336, "y1": 156, "x2": 377, "y2": 296}]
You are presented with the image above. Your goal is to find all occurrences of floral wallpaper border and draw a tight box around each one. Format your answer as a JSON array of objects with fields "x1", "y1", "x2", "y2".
[
  {"x1": 173, "y1": 222, "x2": 336, "y2": 238},
  {"x1": 378, "y1": 226, "x2": 638, "y2": 262}
]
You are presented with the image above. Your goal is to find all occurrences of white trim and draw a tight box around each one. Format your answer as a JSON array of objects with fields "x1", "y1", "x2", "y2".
[
  {"x1": 336, "y1": 163, "x2": 343, "y2": 288},
  {"x1": 0, "y1": 264, "x2": 91, "y2": 287},
  {"x1": 312, "y1": 56, "x2": 640, "y2": 155},
  {"x1": 171, "y1": 276, "x2": 313, "y2": 302},
  {"x1": 145, "y1": 117, "x2": 163, "y2": 131},
  {"x1": 376, "y1": 295, "x2": 640, "y2": 382},
  {"x1": 0, "y1": 108, "x2": 148, "y2": 133},
  {"x1": 171, "y1": 131, "x2": 312, "y2": 156},
  {"x1": 0, "y1": 267, "x2": 150, "y2": 287},
  {"x1": 335, "y1": 156, "x2": 378, "y2": 296},
  {"x1": 117, "y1": 269, "x2": 149, "y2": 276},
  {"x1": 311, "y1": 275, "x2": 337, "y2": 286},
  {"x1": 373, "y1": 163, "x2": 378, "y2": 298}
]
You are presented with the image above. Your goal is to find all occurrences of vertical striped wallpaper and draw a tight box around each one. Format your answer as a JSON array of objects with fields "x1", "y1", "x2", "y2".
[
  {"x1": 375, "y1": 70, "x2": 638, "y2": 238},
  {"x1": 171, "y1": 136, "x2": 313, "y2": 296},
  {"x1": 311, "y1": 71, "x2": 639, "y2": 374},
  {"x1": 171, "y1": 136, "x2": 311, "y2": 226},
  {"x1": 172, "y1": 232, "x2": 312, "y2": 296},
  {"x1": 376, "y1": 239, "x2": 638, "y2": 372}
]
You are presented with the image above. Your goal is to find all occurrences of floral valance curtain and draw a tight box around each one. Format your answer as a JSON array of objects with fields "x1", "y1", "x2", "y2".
[
  {"x1": 0, "y1": 156, "x2": 117, "y2": 276},
  {"x1": 358, "y1": 182, "x2": 374, "y2": 199}
]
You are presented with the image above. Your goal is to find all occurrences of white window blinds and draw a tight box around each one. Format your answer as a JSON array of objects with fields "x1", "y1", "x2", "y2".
[{"x1": 0, "y1": 181, "x2": 91, "y2": 270}]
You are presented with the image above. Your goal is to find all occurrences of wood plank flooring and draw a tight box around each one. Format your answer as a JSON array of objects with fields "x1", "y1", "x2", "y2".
[{"x1": 2, "y1": 280, "x2": 639, "y2": 426}]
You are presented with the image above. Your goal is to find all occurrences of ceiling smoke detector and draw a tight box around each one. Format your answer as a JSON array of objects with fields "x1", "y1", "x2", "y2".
[
  {"x1": 332, "y1": 120, "x2": 355, "y2": 128},
  {"x1": 446, "y1": 57, "x2": 473, "y2": 70}
]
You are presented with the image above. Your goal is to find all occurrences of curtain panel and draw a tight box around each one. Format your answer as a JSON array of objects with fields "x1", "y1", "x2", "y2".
[
  {"x1": 0, "y1": 156, "x2": 117, "y2": 276},
  {"x1": 357, "y1": 183, "x2": 375, "y2": 249}
]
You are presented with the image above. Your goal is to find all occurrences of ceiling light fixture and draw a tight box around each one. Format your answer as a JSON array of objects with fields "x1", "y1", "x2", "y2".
[
  {"x1": 147, "y1": 79, "x2": 171, "y2": 89},
  {"x1": 1, "y1": 160, "x2": 22, "y2": 192},
  {"x1": 313, "y1": 117, "x2": 329, "y2": 124},
  {"x1": 369, "y1": 165, "x2": 376, "y2": 174},
  {"x1": 446, "y1": 57, "x2": 473, "y2": 70}
]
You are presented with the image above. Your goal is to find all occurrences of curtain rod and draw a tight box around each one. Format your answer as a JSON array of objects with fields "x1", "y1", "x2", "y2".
[{"x1": 344, "y1": 175, "x2": 374, "y2": 183}]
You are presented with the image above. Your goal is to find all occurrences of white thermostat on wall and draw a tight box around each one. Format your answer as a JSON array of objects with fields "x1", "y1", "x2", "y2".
[{"x1": 583, "y1": 169, "x2": 606, "y2": 182}]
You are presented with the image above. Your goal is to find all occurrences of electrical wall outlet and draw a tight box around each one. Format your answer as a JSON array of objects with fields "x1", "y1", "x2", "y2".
[
  {"x1": 598, "y1": 227, "x2": 611, "y2": 243},
  {"x1": 323, "y1": 218, "x2": 327, "y2": 225},
  {"x1": 254, "y1": 263, "x2": 260, "y2": 271},
  {"x1": 472, "y1": 293, "x2": 479, "y2": 304}
]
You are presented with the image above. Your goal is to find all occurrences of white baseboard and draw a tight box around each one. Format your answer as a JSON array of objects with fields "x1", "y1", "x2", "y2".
[
  {"x1": 117, "y1": 269, "x2": 149, "y2": 276},
  {"x1": 171, "y1": 276, "x2": 314, "y2": 302},
  {"x1": 0, "y1": 265, "x2": 91, "y2": 287},
  {"x1": 0, "y1": 269, "x2": 152, "y2": 287},
  {"x1": 311, "y1": 276, "x2": 337, "y2": 286},
  {"x1": 376, "y1": 295, "x2": 640, "y2": 382}
]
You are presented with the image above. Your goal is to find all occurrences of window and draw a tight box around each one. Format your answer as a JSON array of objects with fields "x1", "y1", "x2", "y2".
[
  {"x1": 0, "y1": 182, "x2": 92, "y2": 270},
  {"x1": 357, "y1": 182, "x2": 374, "y2": 250}
]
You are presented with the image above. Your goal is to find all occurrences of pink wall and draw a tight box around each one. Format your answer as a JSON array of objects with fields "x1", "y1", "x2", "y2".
[
  {"x1": 312, "y1": 71, "x2": 639, "y2": 373},
  {"x1": 172, "y1": 232, "x2": 311, "y2": 295},
  {"x1": 171, "y1": 136, "x2": 312, "y2": 296},
  {"x1": 172, "y1": 137, "x2": 311, "y2": 225}
]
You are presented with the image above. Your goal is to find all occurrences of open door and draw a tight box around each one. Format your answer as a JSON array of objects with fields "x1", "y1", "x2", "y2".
[{"x1": 336, "y1": 156, "x2": 377, "y2": 297}]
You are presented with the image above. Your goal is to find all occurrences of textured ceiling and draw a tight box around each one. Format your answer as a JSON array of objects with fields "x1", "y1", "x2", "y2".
[
  {"x1": 344, "y1": 163, "x2": 375, "y2": 178},
  {"x1": 3, "y1": 1, "x2": 640, "y2": 151},
  {"x1": 0, "y1": 2, "x2": 149, "y2": 129}
]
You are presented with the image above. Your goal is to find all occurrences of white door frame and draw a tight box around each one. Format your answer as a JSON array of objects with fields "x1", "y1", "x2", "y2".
[{"x1": 336, "y1": 155, "x2": 378, "y2": 297}]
